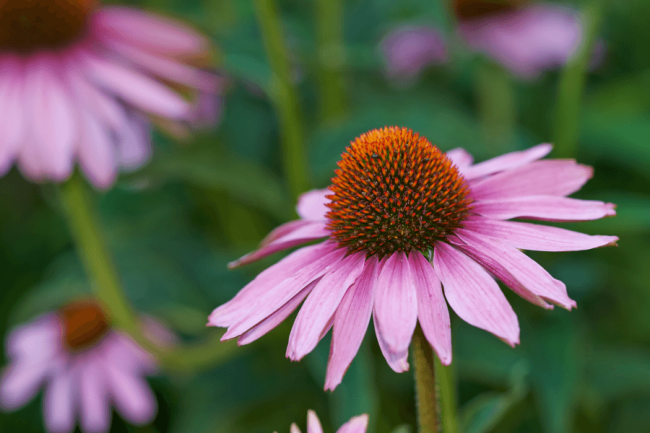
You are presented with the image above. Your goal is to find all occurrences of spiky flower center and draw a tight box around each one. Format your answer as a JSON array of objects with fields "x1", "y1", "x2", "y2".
[
  {"x1": 327, "y1": 126, "x2": 473, "y2": 259},
  {"x1": 59, "y1": 300, "x2": 109, "y2": 352},
  {"x1": 0, "y1": 0, "x2": 95, "y2": 53},
  {"x1": 453, "y1": 0, "x2": 523, "y2": 20}
]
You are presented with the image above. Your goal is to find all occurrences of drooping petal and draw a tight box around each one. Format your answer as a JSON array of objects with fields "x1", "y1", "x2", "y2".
[
  {"x1": 102, "y1": 333, "x2": 157, "y2": 378},
  {"x1": 337, "y1": 414, "x2": 369, "y2": 433},
  {"x1": 209, "y1": 242, "x2": 336, "y2": 327},
  {"x1": 105, "y1": 364, "x2": 156, "y2": 425},
  {"x1": 434, "y1": 242, "x2": 520, "y2": 346},
  {"x1": 6, "y1": 313, "x2": 61, "y2": 362},
  {"x1": 79, "y1": 355, "x2": 111, "y2": 433},
  {"x1": 373, "y1": 252, "x2": 418, "y2": 367},
  {"x1": 291, "y1": 424, "x2": 302, "y2": 433},
  {"x1": 462, "y1": 143, "x2": 552, "y2": 180},
  {"x1": 0, "y1": 357, "x2": 54, "y2": 410},
  {"x1": 116, "y1": 113, "x2": 152, "y2": 170},
  {"x1": 473, "y1": 195, "x2": 617, "y2": 221},
  {"x1": 307, "y1": 410, "x2": 324, "y2": 433},
  {"x1": 409, "y1": 251, "x2": 452, "y2": 365},
  {"x1": 463, "y1": 218, "x2": 619, "y2": 251},
  {"x1": 83, "y1": 53, "x2": 190, "y2": 119},
  {"x1": 452, "y1": 229, "x2": 576, "y2": 309},
  {"x1": 470, "y1": 160, "x2": 593, "y2": 200},
  {"x1": 238, "y1": 280, "x2": 318, "y2": 345},
  {"x1": 445, "y1": 148, "x2": 473, "y2": 171},
  {"x1": 222, "y1": 246, "x2": 348, "y2": 340},
  {"x1": 287, "y1": 253, "x2": 366, "y2": 361},
  {"x1": 297, "y1": 189, "x2": 331, "y2": 221},
  {"x1": 78, "y1": 112, "x2": 117, "y2": 189},
  {"x1": 258, "y1": 220, "x2": 313, "y2": 248},
  {"x1": 374, "y1": 317, "x2": 409, "y2": 373},
  {"x1": 228, "y1": 222, "x2": 330, "y2": 268},
  {"x1": 43, "y1": 366, "x2": 76, "y2": 433},
  {"x1": 325, "y1": 257, "x2": 378, "y2": 390}
]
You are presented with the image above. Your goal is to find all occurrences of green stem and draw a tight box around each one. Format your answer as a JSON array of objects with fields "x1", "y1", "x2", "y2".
[
  {"x1": 315, "y1": 0, "x2": 346, "y2": 121},
  {"x1": 435, "y1": 354, "x2": 458, "y2": 433},
  {"x1": 476, "y1": 61, "x2": 517, "y2": 152},
  {"x1": 254, "y1": 0, "x2": 310, "y2": 199},
  {"x1": 58, "y1": 175, "x2": 240, "y2": 374},
  {"x1": 413, "y1": 326, "x2": 439, "y2": 433},
  {"x1": 553, "y1": 0, "x2": 603, "y2": 159}
]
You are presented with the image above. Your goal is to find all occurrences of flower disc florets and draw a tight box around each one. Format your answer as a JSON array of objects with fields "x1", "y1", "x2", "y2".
[
  {"x1": 59, "y1": 300, "x2": 109, "y2": 352},
  {"x1": 453, "y1": 0, "x2": 523, "y2": 20},
  {"x1": 327, "y1": 126, "x2": 473, "y2": 259},
  {"x1": 0, "y1": 0, "x2": 94, "y2": 53}
]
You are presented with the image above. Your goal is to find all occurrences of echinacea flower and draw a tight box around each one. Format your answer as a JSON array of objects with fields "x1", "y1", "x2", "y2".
[
  {"x1": 280, "y1": 410, "x2": 368, "y2": 433},
  {"x1": 0, "y1": 1, "x2": 222, "y2": 188},
  {"x1": 380, "y1": 24, "x2": 448, "y2": 81},
  {"x1": 208, "y1": 126, "x2": 617, "y2": 390},
  {"x1": 454, "y1": 0, "x2": 583, "y2": 79},
  {"x1": 0, "y1": 300, "x2": 171, "y2": 433}
]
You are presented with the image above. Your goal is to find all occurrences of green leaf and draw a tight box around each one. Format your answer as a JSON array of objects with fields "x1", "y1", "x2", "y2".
[{"x1": 587, "y1": 346, "x2": 650, "y2": 401}]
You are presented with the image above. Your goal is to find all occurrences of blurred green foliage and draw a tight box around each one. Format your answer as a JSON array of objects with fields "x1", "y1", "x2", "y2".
[{"x1": 1, "y1": 0, "x2": 650, "y2": 432}]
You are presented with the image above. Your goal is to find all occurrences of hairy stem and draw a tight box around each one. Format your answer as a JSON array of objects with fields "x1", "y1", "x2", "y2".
[{"x1": 413, "y1": 326, "x2": 439, "y2": 433}]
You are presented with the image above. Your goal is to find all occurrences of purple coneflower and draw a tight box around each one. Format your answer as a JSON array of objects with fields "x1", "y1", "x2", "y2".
[
  {"x1": 282, "y1": 410, "x2": 368, "y2": 433},
  {"x1": 454, "y1": 0, "x2": 583, "y2": 79},
  {"x1": 0, "y1": 0, "x2": 222, "y2": 188},
  {"x1": 380, "y1": 24, "x2": 448, "y2": 81},
  {"x1": 0, "y1": 300, "x2": 171, "y2": 433},
  {"x1": 208, "y1": 126, "x2": 617, "y2": 390}
]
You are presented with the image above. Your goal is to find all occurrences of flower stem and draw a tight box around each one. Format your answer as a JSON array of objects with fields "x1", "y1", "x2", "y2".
[
  {"x1": 476, "y1": 61, "x2": 516, "y2": 153},
  {"x1": 315, "y1": 0, "x2": 346, "y2": 122},
  {"x1": 435, "y1": 354, "x2": 458, "y2": 433},
  {"x1": 413, "y1": 326, "x2": 439, "y2": 433},
  {"x1": 553, "y1": 0, "x2": 603, "y2": 159},
  {"x1": 58, "y1": 175, "x2": 240, "y2": 373},
  {"x1": 254, "y1": 0, "x2": 310, "y2": 199}
]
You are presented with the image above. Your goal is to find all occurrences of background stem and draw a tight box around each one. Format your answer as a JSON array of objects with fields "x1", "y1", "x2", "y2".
[
  {"x1": 315, "y1": 0, "x2": 346, "y2": 122},
  {"x1": 553, "y1": 0, "x2": 604, "y2": 158},
  {"x1": 476, "y1": 61, "x2": 517, "y2": 153},
  {"x1": 413, "y1": 326, "x2": 439, "y2": 433},
  {"x1": 254, "y1": 0, "x2": 310, "y2": 199}
]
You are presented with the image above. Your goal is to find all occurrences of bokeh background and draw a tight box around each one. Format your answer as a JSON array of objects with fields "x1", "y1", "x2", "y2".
[{"x1": 1, "y1": 0, "x2": 650, "y2": 432}]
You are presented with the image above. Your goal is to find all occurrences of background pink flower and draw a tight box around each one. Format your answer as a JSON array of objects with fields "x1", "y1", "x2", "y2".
[
  {"x1": 380, "y1": 24, "x2": 448, "y2": 81},
  {"x1": 282, "y1": 410, "x2": 368, "y2": 433},
  {"x1": 0, "y1": 1, "x2": 223, "y2": 188},
  {"x1": 0, "y1": 301, "x2": 170, "y2": 433},
  {"x1": 209, "y1": 126, "x2": 617, "y2": 390}
]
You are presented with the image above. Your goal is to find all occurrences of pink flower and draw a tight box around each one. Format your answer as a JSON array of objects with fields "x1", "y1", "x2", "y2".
[
  {"x1": 282, "y1": 410, "x2": 368, "y2": 433},
  {"x1": 208, "y1": 126, "x2": 617, "y2": 390},
  {"x1": 455, "y1": 1, "x2": 583, "y2": 79},
  {"x1": 0, "y1": 1, "x2": 222, "y2": 188},
  {"x1": 380, "y1": 25, "x2": 448, "y2": 81},
  {"x1": 0, "y1": 301, "x2": 169, "y2": 433}
]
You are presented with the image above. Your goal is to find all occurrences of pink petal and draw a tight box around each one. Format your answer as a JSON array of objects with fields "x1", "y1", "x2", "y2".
[
  {"x1": 228, "y1": 222, "x2": 330, "y2": 268},
  {"x1": 209, "y1": 242, "x2": 336, "y2": 327},
  {"x1": 374, "y1": 316, "x2": 409, "y2": 373},
  {"x1": 26, "y1": 56, "x2": 77, "y2": 181},
  {"x1": 0, "y1": 58, "x2": 25, "y2": 174},
  {"x1": 287, "y1": 253, "x2": 366, "y2": 361},
  {"x1": 473, "y1": 196, "x2": 617, "y2": 221},
  {"x1": 434, "y1": 242, "x2": 519, "y2": 346},
  {"x1": 470, "y1": 160, "x2": 593, "y2": 200},
  {"x1": 6, "y1": 313, "x2": 61, "y2": 362},
  {"x1": 307, "y1": 410, "x2": 324, "y2": 433},
  {"x1": 116, "y1": 113, "x2": 152, "y2": 170},
  {"x1": 409, "y1": 252, "x2": 452, "y2": 365},
  {"x1": 445, "y1": 148, "x2": 473, "y2": 170},
  {"x1": 373, "y1": 252, "x2": 418, "y2": 368},
  {"x1": 297, "y1": 189, "x2": 332, "y2": 221},
  {"x1": 93, "y1": 7, "x2": 209, "y2": 56},
  {"x1": 452, "y1": 229, "x2": 576, "y2": 310},
  {"x1": 463, "y1": 218, "x2": 619, "y2": 251},
  {"x1": 238, "y1": 280, "x2": 318, "y2": 345},
  {"x1": 221, "y1": 245, "x2": 347, "y2": 340},
  {"x1": 83, "y1": 53, "x2": 190, "y2": 119},
  {"x1": 78, "y1": 113, "x2": 117, "y2": 189},
  {"x1": 259, "y1": 220, "x2": 314, "y2": 248},
  {"x1": 44, "y1": 366, "x2": 76, "y2": 433},
  {"x1": 102, "y1": 333, "x2": 156, "y2": 377},
  {"x1": 0, "y1": 357, "x2": 54, "y2": 410},
  {"x1": 100, "y1": 35, "x2": 218, "y2": 92},
  {"x1": 106, "y1": 364, "x2": 156, "y2": 425},
  {"x1": 463, "y1": 144, "x2": 552, "y2": 180},
  {"x1": 291, "y1": 424, "x2": 302, "y2": 433},
  {"x1": 325, "y1": 257, "x2": 378, "y2": 390},
  {"x1": 79, "y1": 355, "x2": 111, "y2": 433},
  {"x1": 337, "y1": 415, "x2": 369, "y2": 433}
]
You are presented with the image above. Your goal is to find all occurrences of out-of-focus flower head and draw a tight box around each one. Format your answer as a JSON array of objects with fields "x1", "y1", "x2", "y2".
[
  {"x1": 277, "y1": 410, "x2": 368, "y2": 433},
  {"x1": 0, "y1": 0, "x2": 224, "y2": 188},
  {"x1": 0, "y1": 299, "x2": 173, "y2": 433},
  {"x1": 208, "y1": 126, "x2": 618, "y2": 390},
  {"x1": 454, "y1": 0, "x2": 583, "y2": 79},
  {"x1": 380, "y1": 24, "x2": 448, "y2": 81}
]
